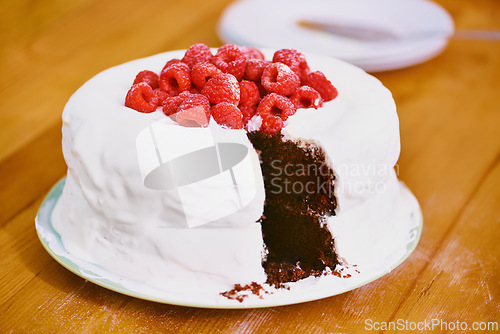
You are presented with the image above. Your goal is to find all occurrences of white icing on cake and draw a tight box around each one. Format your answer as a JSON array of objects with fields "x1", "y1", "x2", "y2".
[{"x1": 52, "y1": 49, "x2": 413, "y2": 298}]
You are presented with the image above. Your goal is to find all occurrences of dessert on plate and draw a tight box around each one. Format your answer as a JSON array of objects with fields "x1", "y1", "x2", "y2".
[{"x1": 51, "y1": 43, "x2": 419, "y2": 302}]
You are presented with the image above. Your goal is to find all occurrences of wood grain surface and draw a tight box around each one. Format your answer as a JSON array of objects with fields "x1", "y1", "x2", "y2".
[{"x1": 1, "y1": 0, "x2": 499, "y2": 332}]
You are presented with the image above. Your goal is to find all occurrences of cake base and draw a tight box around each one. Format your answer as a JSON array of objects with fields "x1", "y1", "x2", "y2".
[{"x1": 36, "y1": 178, "x2": 422, "y2": 309}]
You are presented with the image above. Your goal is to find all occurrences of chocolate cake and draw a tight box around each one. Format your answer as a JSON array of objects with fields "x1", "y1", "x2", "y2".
[
  {"x1": 248, "y1": 131, "x2": 338, "y2": 287},
  {"x1": 50, "y1": 44, "x2": 418, "y2": 305}
]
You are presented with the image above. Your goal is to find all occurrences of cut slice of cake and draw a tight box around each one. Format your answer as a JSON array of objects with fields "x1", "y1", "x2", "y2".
[{"x1": 248, "y1": 132, "x2": 338, "y2": 287}]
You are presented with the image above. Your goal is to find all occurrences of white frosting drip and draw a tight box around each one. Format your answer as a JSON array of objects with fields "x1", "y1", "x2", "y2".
[{"x1": 52, "y1": 49, "x2": 411, "y2": 297}]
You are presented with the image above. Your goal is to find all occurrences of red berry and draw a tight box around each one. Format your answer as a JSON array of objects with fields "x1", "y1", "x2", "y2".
[
  {"x1": 176, "y1": 109, "x2": 210, "y2": 128},
  {"x1": 159, "y1": 62, "x2": 191, "y2": 96},
  {"x1": 240, "y1": 105, "x2": 257, "y2": 124},
  {"x1": 202, "y1": 73, "x2": 240, "y2": 105},
  {"x1": 212, "y1": 44, "x2": 247, "y2": 81},
  {"x1": 261, "y1": 63, "x2": 300, "y2": 96},
  {"x1": 125, "y1": 82, "x2": 159, "y2": 113},
  {"x1": 241, "y1": 46, "x2": 265, "y2": 60},
  {"x1": 133, "y1": 70, "x2": 159, "y2": 89},
  {"x1": 260, "y1": 114, "x2": 284, "y2": 134},
  {"x1": 289, "y1": 86, "x2": 323, "y2": 109},
  {"x1": 176, "y1": 93, "x2": 211, "y2": 127},
  {"x1": 162, "y1": 90, "x2": 196, "y2": 116},
  {"x1": 179, "y1": 91, "x2": 193, "y2": 98},
  {"x1": 273, "y1": 49, "x2": 304, "y2": 65},
  {"x1": 239, "y1": 80, "x2": 260, "y2": 107},
  {"x1": 306, "y1": 71, "x2": 338, "y2": 102},
  {"x1": 257, "y1": 93, "x2": 296, "y2": 121},
  {"x1": 162, "y1": 95, "x2": 185, "y2": 116},
  {"x1": 178, "y1": 93, "x2": 210, "y2": 113},
  {"x1": 211, "y1": 102, "x2": 244, "y2": 129},
  {"x1": 181, "y1": 43, "x2": 213, "y2": 68},
  {"x1": 162, "y1": 58, "x2": 181, "y2": 72},
  {"x1": 154, "y1": 88, "x2": 170, "y2": 106},
  {"x1": 244, "y1": 58, "x2": 268, "y2": 82},
  {"x1": 272, "y1": 48, "x2": 310, "y2": 84},
  {"x1": 191, "y1": 62, "x2": 222, "y2": 90}
]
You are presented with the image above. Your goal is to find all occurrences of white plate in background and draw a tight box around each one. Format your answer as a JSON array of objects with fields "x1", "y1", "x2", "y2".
[{"x1": 218, "y1": 0, "x2": 454, "y2": 71}]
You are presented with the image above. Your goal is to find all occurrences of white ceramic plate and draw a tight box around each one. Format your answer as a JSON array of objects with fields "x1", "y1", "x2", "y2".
[
  {"x1": 217, "y1": 0, "x2": 454, "y2": 71},
  {"x1": 36, "y1": 178, "x2": 422, "y2": 308}
]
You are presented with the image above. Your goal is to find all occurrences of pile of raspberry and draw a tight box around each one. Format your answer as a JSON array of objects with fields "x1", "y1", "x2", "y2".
[{"x1": 125, "y1": 44, "x2": 337, "y2": 134}]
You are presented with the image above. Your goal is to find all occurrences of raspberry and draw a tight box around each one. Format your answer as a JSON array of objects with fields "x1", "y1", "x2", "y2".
[
  {"x1": 191, "y1": 62, "x2": 222, "y2": 90},
  {"x1": 241, "y1": 46, "x2": 265, "y2": 60},
  {"x1": 162, "y1": 58, "x2": 181, "y2": 72},
  {"x1": 181, "y1": 43, "x2": 213, "y2": 68},
  {"x1": 154, "y1": 88, "x2": 170, "y2": 106},
  {"x1": 162, "y1": 95, "x2": 185, "y2": 116},
  {"x1": 240, "y1": 105, "x2": 257, "y2": 124},
  {"x1": 178, "y1": 93, "x2": 210, "y2": 114},
  {"x1": 289, "y1": 86, "x2": 323, "y2": 109},
  {"x1": 257, "y1": 93, "x2": 296, "y2": 121},
  {"x1": 243, "y1": 58, "x2": 268, "y2": 82},
  {"x1": 260, "y1": 114, "x2": 284, "y2": 134},
  {"x1": 211, "y1": 102, "x2": 244, "y2": 129},
  {"x1": 159, "y1": 62, "x2": 191, "y2": 96},
  {"x1": 162, "y1": 91, "x2": 196, "y2": 116},
  {"x1": 212, "y1": 44, "x2": 247, "y2": 81},
  {"x1": 261, "y1": 63, "x2": 300, "y2": 96},
  {"x1": 176, "y1": 93, "x2": 211, "y2": 127},
  {"x1": 272, "y1": 48, "x2": 310, "y2": 84},
  {"x1": 306, "y1": 71, "x2": 338, "y2": 102},
  {"x1": 179, "y1": 90, "x2": 193, "y2": 98},
  {"x1": 239, "y1": 80, "x2": 260, "y2": 107},
  {"x1": 133, "y1": 70, "x2": 159, "y2": 89},
  {"x1": 202, "y1": 73, "x2": 240, "y2": 105},
  {"x1": 125, "y1": 82, "x2": 159, "y2": 113}
]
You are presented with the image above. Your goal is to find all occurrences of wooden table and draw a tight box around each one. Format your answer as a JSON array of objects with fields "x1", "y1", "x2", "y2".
[{"x1": 1, "y1": 0, "x2": 499, "y2": 332}]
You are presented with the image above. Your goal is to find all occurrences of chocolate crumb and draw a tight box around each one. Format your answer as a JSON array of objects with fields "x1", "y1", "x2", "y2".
[{"x1": 220, "y1": 282, "x2": 269, "y2": 302}]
